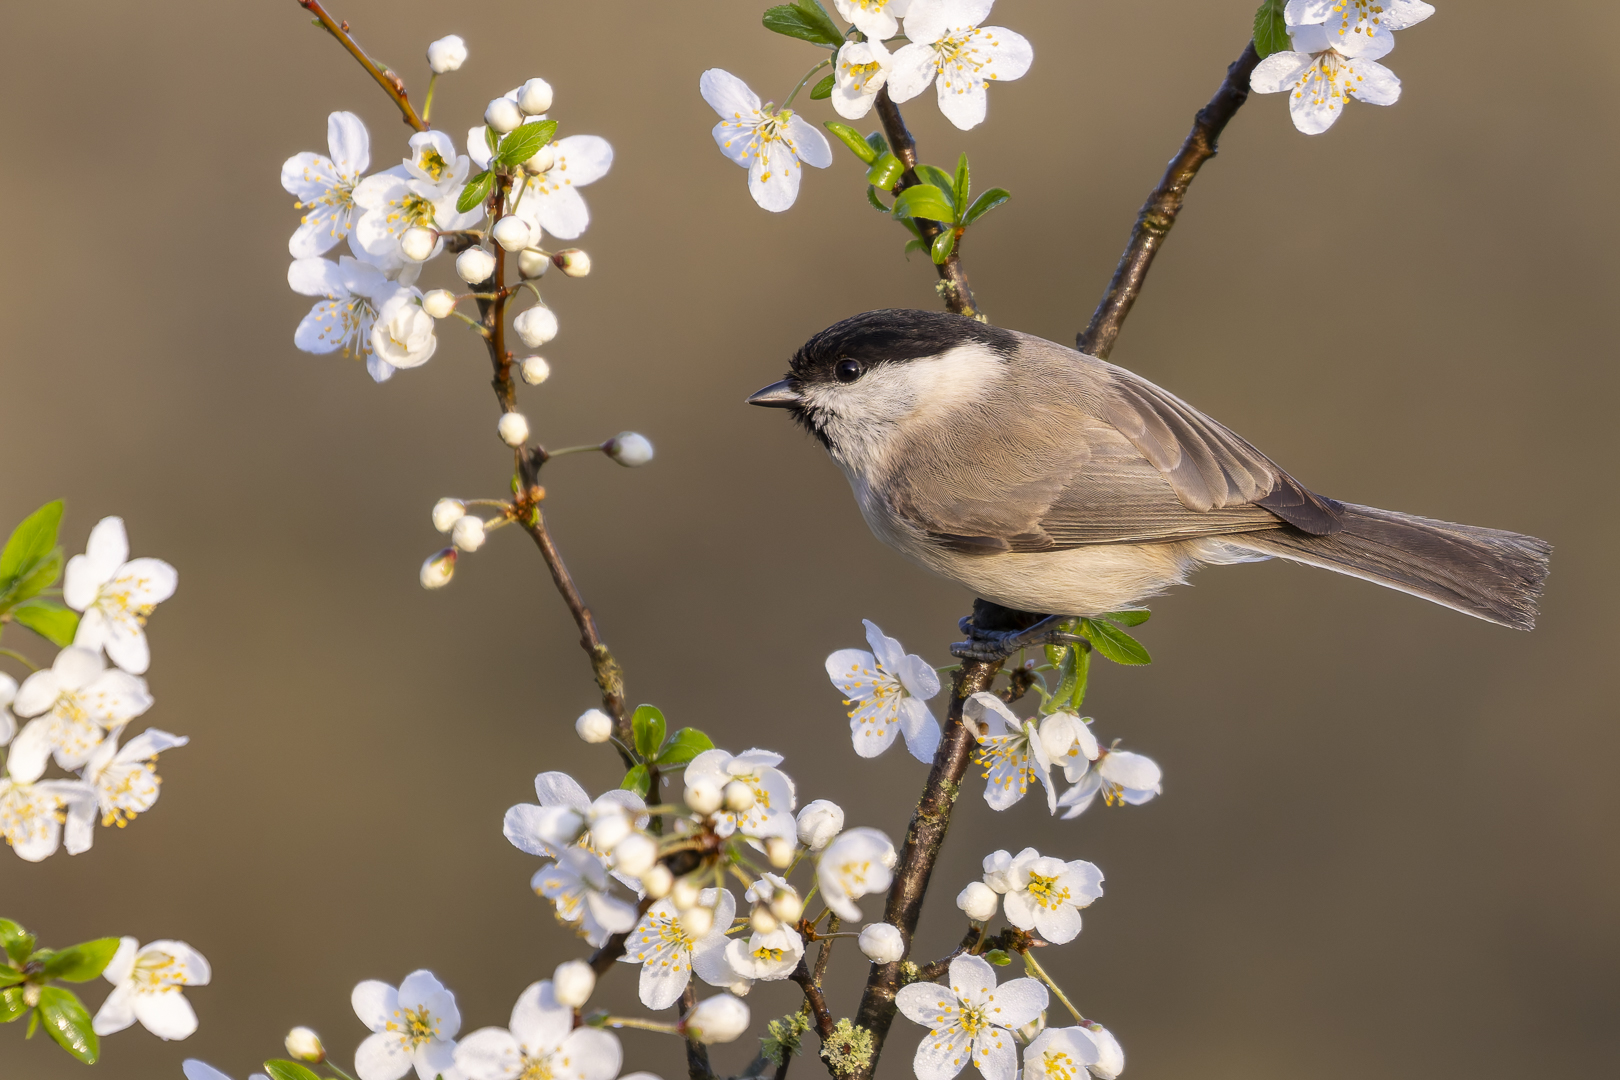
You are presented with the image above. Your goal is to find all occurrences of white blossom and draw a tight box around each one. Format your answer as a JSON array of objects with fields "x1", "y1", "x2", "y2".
[
  {"x1": 1080, "y1": 1024, "x2": 1124, "y2": 1079},
  {"x1": 683, "y1": 994, "x2": 750, "y2": 1044},
  {"x1": 455, "y1": 980, "x2": 625, "y2": 1080},
  {"x1": 518, "y1": 249, "x2": 550, "y2": 278},
  {"x1": 1022, "y1": 1027, "x2": 1101, "y2": 1080},
  {"x1": 420, "y1": 549, "x2": 456, "y2": 589},
  {"x1": 574, "y1": 709, "x2": 613, "y2": 743},
  {"x1": 370, "y1": 288, "x2": 437, "y2": 372},
  {"x1": 1286, "y1": 0, "x2": 1434, "y2": 55},
  {"x1": 981, "y1": 848, "x2": 1102, "y2": 945},
  {"x1": 827, "y1": 619, "x2": 941, "y2": 762},
  {"x1": 399, "y1": 227, "x2": 437, "y2": 262},
  {"x1": 432, "y1": 499, "x2": 466, "y2": 532},
  {"x1": 457, "y1": 247, "x2": 497, "y2": 284},
  {"x1": 13, "y1": 645, "x2": 151, "y2": 769},
  {"x1": 604, "y1": 433, "x2": 653, "y2": 467},
  {"x1": 1249, "y1": 22, "x2": 1401, "y2": 135},
  {"x1": 468, "y1": 128, "x2": 614, "y2": 241},
  {"x1": 796, "y1": 799, "x2": 844, "y2": 852},
  {"x1": 700, "y1": 69, "x2": 832, "y2": 212},
  {"x1": 183, "y1": 1060, "x2": 268, "y2": 1080},
  {"x1": 833, "y1": 0, "x2": 912, "y2": 40},
  {"x1": 514, "y1": 305, "x2": 559, "y2": 348},
  {"x1": 422, "y1": 289, "x2": 457, "y2": 319},
  {"x1": 533, "y1": 846, "x2": 639, "y2": 946},
  {"x1": 956, "y1": 881, "x2": 997, "y2": 922},
  {"x1": 92, "y1": 937, "x2": 211, "y2": 1040},
  {"x1": 352, "y1": 970, "x2": 461, "y2": 1080},
  {"x1": 282, "y1": 112, "x2": 370, "y2": 258},
  {"x1": 724, "y1": 924, "x2": 804, "y2": 982},
  {"x1": 552, "y1": 249, "x2": 591, "y2": 277},
  {"x1": 63, "y1": 516, "x2": 177, "y2": 675},
  {"x1": 685, "y1": 748, "x2": 796, "y2": 840},
  {"x1": 551, "y1": 961, "x2": 596, "y2": 1008},
  {"x1": 492, "y1": 215, "x2": 533, "y2": 252},
  {"x1": 619, "y1": 888, "x2": 737, "y2": 1008},
  {"x1": 452, "y1": 516, "x2": 486, "y2": 552},
  {"x1": 1038, "y1": 712, "x2": 1098, "y2": 783},
  {"x1": 832, "y1": 39, "x2": 895, "y2": 120},
  {"x1": 817, "y1": 826, "x2": 895, "y2": 921},
  {"x1": 427, "y1": 35, "x2": 467, "y2": 74},
  {"x1": 516, "y1": 79, "x2": 555, "y2": 116},
  {"x1": 0, "y1": 671, "x2": 16, "y2": 746},
  {"x1": 0, "y1": 721, "x2": 93, "y2": 860},
  {"x1": 505, "y1": 772, "x2": 647, "y2": 860},
  {"x1": 1057, "y1": 749, "x2": 1161, "y2": 819},
  {"x1": 859, "y1": 922, "x2": 905, "y2": 963},
  {"x1": 352, "y1": 138, "x2": 479, "y2": 271},
  {"x1": 887, "y1": 0, "x2": 1033, "y2": 131},
  {"x1": 964, "y1": 693, "x2": 1056, "y2": 813},
  {"x1": 286, "y1": 1026, "x2": 326, "y2": 1063},
  {"x1": 485, "y1": 97, "x2": 525, "y2": 134},
  {"x1": 288, "y1": 255, "x2": 400, "y2": 382},
  {"x1": 81, "y1": 726, "x2": 188, "y2": 833},
  {"x1": 894, "y1": 953, "x2": 1048, "y2": 1080},
  {"x1": 498, "y1": 412, "x2": 530, "y2": 447},
  {"x1": 520, "y1": 356, "x2": 552, "y2": 385}
]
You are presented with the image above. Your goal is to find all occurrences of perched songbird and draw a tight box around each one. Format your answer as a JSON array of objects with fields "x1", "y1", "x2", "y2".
[{"x1": 749, "y1": 310, "x2": 1549, "y2": 649}]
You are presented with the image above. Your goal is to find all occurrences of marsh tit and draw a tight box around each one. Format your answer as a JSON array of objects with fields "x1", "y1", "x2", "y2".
[{"x1": 749, "y1": 309, "x2": 1549, "y2": 638}]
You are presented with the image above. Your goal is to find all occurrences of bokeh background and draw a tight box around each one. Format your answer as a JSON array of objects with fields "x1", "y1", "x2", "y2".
[{"x1": 3, "y1": 0, "x2": 1616, "y2": 1077}]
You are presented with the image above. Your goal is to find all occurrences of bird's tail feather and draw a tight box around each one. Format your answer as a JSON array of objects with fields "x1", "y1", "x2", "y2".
[{"x1": 1231, "y1": 502, "x2": 1551, "y2": 630}]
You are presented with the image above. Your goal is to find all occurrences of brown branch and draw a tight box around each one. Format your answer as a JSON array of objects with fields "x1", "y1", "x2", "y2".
[
  {"x1": 297, "y1": 0, "x2": 427, "y2": 132},
  {"x1": 916, "y1": 925, "x2": 983, "y2": 982},
  {"x1": 872, "y1": 87, "x2": 980, "y2": 319},
  {"x1": 789, "y1": 958, "x2": 835, "y2": 1042},
  {"x1": 1077, "y1": 39, "x2": 1261, "y2": 359},
  {"x1": 680, "y1": 983, "x2": 718, "y2": 1080}
]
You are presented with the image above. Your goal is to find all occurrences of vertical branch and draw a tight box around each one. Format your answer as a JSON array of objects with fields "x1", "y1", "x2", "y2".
[
  {"x1": 1077, "y1": 40, "x2": 1261, "y2": 359},
  {"x1": 680, "y1": 983, "x2": 718, "y2": 1080},
  {"x1": 872, "y1": 88, "x2": 980, "y2": 319},
  {"x1": 296, "y1": 0, "x2": 428, "y2": 132}
]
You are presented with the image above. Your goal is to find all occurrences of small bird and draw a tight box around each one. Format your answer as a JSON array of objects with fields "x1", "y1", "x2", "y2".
[{"x1": 749, "y1": 309, "x2": 1549, "y2": 646}]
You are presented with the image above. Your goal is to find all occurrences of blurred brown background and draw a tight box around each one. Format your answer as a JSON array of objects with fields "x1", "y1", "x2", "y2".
[{"x1": 2, "y1": 0, "x2": 1615, "y2": 1077}]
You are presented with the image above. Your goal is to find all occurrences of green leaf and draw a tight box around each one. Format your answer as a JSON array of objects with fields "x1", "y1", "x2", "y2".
[
  {"x1": 0, "y1": 921, "x2": 35, "y2": 967},
  {"x1": 11, "y1": 599, "x2": 79, "y2": 647},
  {"x1": 0, "y1": 501, "x2": 63, "y2": 597},
  {"x1": 963, "y1": 187, "x2": 1010, "y2": 225},
  {"x1": 40, "y1": 938, "x2": 119, "y2": 983},
  {"x1": 930, "y1": 228, "x2": 957, "y2": 265},
  {"x1": 865, "y1": 131, "x2": 889, "y2": 157},
  {"x1": 632, "y1": 705, "x2": 667, "y2": 759},
  {"x1": 1, "y1": 987, "x2": 25, "y2": 1023},
  {"x1": 902, "y1": 238, "x2": 928, "y2": 259},
  {"x1": 1078, "y1": 618, "x2": 1152, "y2": 666},
  {"x1": 809, "y1": 73, "x2": 835, "y2": 100},
  {"x1": 620, "y1": 764, "x2": 651, "y2": 798},
  {"x1": 656, "y1": 727, "x2": 715, "y2": 767},
  {"x1": 865, "y1": 152, "x2": 904, "y2": 190},
  {"x1": 896, "y1": 215, "x2": 926, "y2": 240},
  {"x1": 456, "y1": 170, "x2": 494, "y2": 214},
  {"x1": 1252, "y1": 0, "x2": 1290, "y2": 58},
  {"x1": 865, "y1": 185, "x2": 889, "y2": 213},
  {"x1": 485, "y1": 124, "x2": 500, "y2": 153},
  {"x1": 914, "y1": 165, "x2": 957, "y2": 205},
  {"x1": 953, "y1": 152, "x2": 970, "y2": 209},
  {"x1": 1102, "y1": 609, "x2": 1151, "y2": 628},
  {"x1": 824, "y1": 121, "x2": 879, "y2": 164},
  {"x1": 0, "y1": 967, "x2": 23, "y2": 988},
  {"x1": 762, "y1": 0, "x2": 845, "y2": 48},
  {"x1": 983, "y1": 949, "x2": 1012, "y2": 966},
  {"x1": 37, "y1": 987, "x2": 98, "y2": 1063},
  {"x1": 265, "y1": 1060, "x2": 324, "y2": 1080},
  {"x1": 892, "y1": 184, "x2": 956, "y2": 223},
  {"x1": 494, "y1": 119, "x2": 559, "y2": 168},
  {"x1": 1051, "y1": 643, "x2": 1091, "y2": 711}
]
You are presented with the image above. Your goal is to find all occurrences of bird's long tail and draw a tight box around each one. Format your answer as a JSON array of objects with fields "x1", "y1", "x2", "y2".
[{"x1": 1229, "y1": 502, "x2": 1551, "y2": 630}]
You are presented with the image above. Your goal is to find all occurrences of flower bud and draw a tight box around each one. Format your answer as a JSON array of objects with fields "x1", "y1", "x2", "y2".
[
  {"x1": 492, "y1": 215, "x2": 533, "y2": 252},
  {"x1": 431, "y1": 498, "x2": 465, "y2": 532},
  {"x1": 795, "y1": 800, "x2": 844, "y2": 852},
  {"x1": 858, "y1": 922, "x2": 905, "y2": 964},
  {"x1": 957, "y1": 881, "x2": 998, "y2": 922},
  {"x1": 498, "y1": 411, "x2": 530, "y2": 447},
  {"x1": 769, "y1": 888, "x2": 803, "y2": 924},
  {"x1": 399, "y1": 226, "x2": 437, "y2": 262},
  {"x1": 680, "y1": 904, "x2": 715, "y2": 938},
  {"x1": 520, "y1": 356, "x2": 551, "y2": 385},
  {"x1": 750, "y1": 906, "x2": 779, "y2": 934},
  {"x1": 613, "y1": 832, "x2": 659, "y2": 878},
  {"x1": 604, "y1": 432, "x2": 654, "y2": 467},
  {"x1": 517, "y1": 78, "x2": 555, "y2": 116},
  {"x1": 671, "y1": 877, "x2": 702, "y2": 912},
  {"x1": 575, "y1": 708, "x2": 613, "y2": 744},
  {"x1": 451, "y1": 515, "x2": 486, "y2": 552},
  {"x1": 684, "y1": 777, "x2": 722, "y2": 816},
  {"x1": 684, "y1": 995, "x2": 750, "y2": 1044},
  {"x1": 589, "y1": 808, "x2": 632, "y2": 852},
  {"x1": 285, "y1": 1026, "x2": 325, "y2": 1064},
  {"x1": 765, "y1": 836, "x2": 795, "y2": 869},
  {"x1": 642, "y1": 864, "x2": 674, "y2": 899},
  {"x1": 552, "y1": 248, "x2": 591, "y2": 277},
  {"x1": 485, "y1": 96, "x2": 524, "y2": 134},
  {"x1": 422, "y1": 290, "x2": 457, "y2": 319},
  {"x1": 552, "y1": 959, "x2": 596, "y2": 1008},
  {"x1": 523, "y1": 145, "x2": 557, "y2": 175},
  {"x1": 427, "y1": 35, "x2": 467, "y2": 74},
  {"x1": 722, "y1": 780, "x2": 756, "y2": 812},
  {"x1": 518, "y1": 249, "x2": 550, "y2": 279},
  {"x1": 514, "y1": 305, "x2": 559, "y2": 347},
  {"x1": 1086, "y1": 1024, "x2": 1125, "y2": 1080},
  {"x1": 419, "y1": 548, "x2": 457, "y2": 589},
  {"x1": 456, "y1": 247, "x2": 496, "y2": 284}
]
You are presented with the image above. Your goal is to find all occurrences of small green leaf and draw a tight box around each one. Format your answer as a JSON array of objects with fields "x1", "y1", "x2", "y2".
[
  {"x1": 865, "y1": 185, "x2": 889, "y2": 213},
  {"x1": 494, "y1": 119, "x2": 559, "y2": 168},
  {"x1": 963, "y1": 187, "x2": 1010, "y2": 225},
  {"x1": 3, "y1": 987, "x2": 26, "y2": 1023},
  {"x1": 902, "y1": 238, "x2": 928, "y2": 259},
  {"x1": 656, "y1": 728, "x2": 715, "y2": 767},
  {"x1": 37, "y1": 987, "x2": 98, "y2": 1063},
  {"x1": 0, "y1": 501, "x2": 63, "y2": 594},
  {"x1": 265, "y1": 1060, "x2": 325, "y2": 1080},
  {"x1": 40, "y1": 938, "x2": 120, "y2": 983},
  {"x1": 865, "y1": 131, "x2": 889, "y2": 157},
  {"x1": 865, "y1": 152, "x2": 904, "y2": 190},
  {"x1": 1252, "y1": 0, "x2": 1290, "y2": 58},
  {"x1": 896, "y1": 215, "x2": 926, "y2": 241},
  {"x1": 824, "y1": 121, "x2": 879, "y2": 164},
  {"x1": 1102, "y1": 609, "x2": 1151, "y2": 628},
  {"x1": 0, "y1": 921, "x2": 35, "y2": 967},
  {"x1": 0, "y1": 967, "x2": 23, "y2": 988},
  {"x1": 892, "y1": 184, "x2": 956, "y2": 223},
  {"x1": 930, "y1": 228, "x2": 957, "y2": 265},
  {"x1": 914, "y1": 165, "x2": 957, "y2": 203},
  {"x1": 762, "y1": 0, "x2": 845, "y2": 48},
  {"x1": 1078, "y1": 618, "x2": 1152, "y2": 666},
  {"x1": 620, "y1": 764, "x2": 651, "y2": 798},
  {"x1": 1050, "y1": 643, "x2": 1087, "y2": 711},
  {"x1": 485, "y1": 125, "x2": 500, "y2": 153},
  {"x1": 983, "y1": 949, "x2": 1012, "y2": 966},
  {"x1": 953, "y1": 152, "x2": 970, "y2": 209},
  {"x1": 632, "y1": 705, "x2": 667, "y2": 759},
  {"x1": 809, "y1": 73, "x2": 835, "y2": 100},
  {"x1": 11, "y1": 599, "x2": 79, "y2": 647},
  {"x1": 456, "y1": 170, "x2": 494, "y2": 215}
]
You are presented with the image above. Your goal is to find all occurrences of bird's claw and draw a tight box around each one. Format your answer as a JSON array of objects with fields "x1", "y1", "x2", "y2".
[{"x1": 950, "y1": 614, "x2": 1085, "y2": 661}]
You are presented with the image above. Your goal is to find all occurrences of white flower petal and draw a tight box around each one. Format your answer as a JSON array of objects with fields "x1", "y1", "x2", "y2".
[
  {"x1": 353, "y1": 979, "x2": 400, "y2": 1031},
  {"x1": 132, "y1": 989, "x2": 198, "y2": 1040}
]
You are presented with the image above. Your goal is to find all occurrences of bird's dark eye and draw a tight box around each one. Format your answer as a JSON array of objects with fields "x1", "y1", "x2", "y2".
[{"x1": 834, "y1": 359, "x2": 862, "y2": 383}]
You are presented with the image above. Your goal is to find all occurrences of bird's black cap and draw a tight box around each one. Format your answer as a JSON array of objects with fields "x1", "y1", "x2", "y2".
[{"x1": 788, "y1": 309, "x2": 1018, "y2": 385}]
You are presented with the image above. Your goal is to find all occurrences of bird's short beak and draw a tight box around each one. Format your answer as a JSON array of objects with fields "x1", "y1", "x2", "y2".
[{"x1": 746, "y1": 380, "x2": 802, "y2": 409}]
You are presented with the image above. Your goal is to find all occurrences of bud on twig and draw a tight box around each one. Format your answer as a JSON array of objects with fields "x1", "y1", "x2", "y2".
[
  {"x1": 492, "y1": 216, "x2": 533, "y2": 252},
  {"x1": 750, "y1": 906, "x2": 779, "y2": 934},
  {"x1": 613, "y1": 832, "x2": 658, "y2": 878},
  {"x1": 603, "y1": 432, "x2": 653, "y2": 467},
  {"x1": 285, "y1": 1026, "x2": 326, "y2": 1063},
  {"x1": 514, "y1": 305, "x2": 559, "y2": 347},
  {"x1": 671, "y1": 877, "x2": 701, "y2": 912},
  {"x1": 680, "y1": 904, "x2": 716, "y2": 939},
  {"x1": 422, "y1": 290, "x2": 457, "y2": 319},
  {"x1": 518, "y1": 249, "x2": 550, "y2": 279},
  {"x1": 517, "y1": 77, "x2": 554, "y2": 116},
  {"x1": 520, "y1": 356, "x2": 551, "y2": 385},
  {"x1": 427, "y1": 35, "x2": 467, "y2": 74},
  {"x1": 796, "y1": 800, "x2": 844, "y2": 852},
  {"x1": 498, "y1": 412, "x2": 530, "y2": 447},
  {"x1": 552, "y1": 248, "x2": 591, "y2": 277},
  {"x1": 683, "y1": 995, "x2": 750, "y2": 1044},
  {"x1": 431, "y1": 498, "x2": 465, "y2": 532},
  {"x1": 858, "y1": 922, "x2": 905, "y2": 963},
  {"x1": 457, "y1": 247, "x2": 496, "y2": 284},
  {"x1": 399, "y1": 226, "x2": 437, "y2": 262},
  {"x1": 452, "y1": 515, "x2": 486, "y2": 552},
  {"x1": 642, "y1": 863, "x2": 674, "y2": 899},
  {"x1": 419, "y1": 548, "x2": 456, "y2": 589},
  {"x1": 765, "y1": 836, "x2": 795, "y2": 869},
  {"x1": 552, "y1": 959, "x2": 596, "y2": 1007},
  {"x1": 589, "y1": 808, "x2": 632, "y2": 852},
  {"x1": 575, "y1": 708, "x2": 613, "y2": 743},
  {"x1": 684, "y1": 777, "x2": 722, "y2": 816},
  {"x1": 722, "y1": 780, "x2": 756, "y2": 812},
  {"x1": 769, "y1": 887, "x2": 803, "y2": 924},
  {"x1": 485, "y1": 96, "x2": 524, "y2": 134},
  {"x1": 957, "y1": 881, "x2": 998, "y2": 922},
  {"x1": 523, "y1": 145, "x2": 557, "y2": 175}
]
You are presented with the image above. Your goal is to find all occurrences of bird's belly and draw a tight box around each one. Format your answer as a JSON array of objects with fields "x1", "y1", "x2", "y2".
[{"x1": 917, "y1": 543, "x2": 1199, "y2": 616}]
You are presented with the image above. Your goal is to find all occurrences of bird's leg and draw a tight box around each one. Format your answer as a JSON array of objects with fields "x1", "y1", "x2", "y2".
[{"x1": 951, "y1": 602, "x2": 1083, "y2": 661}]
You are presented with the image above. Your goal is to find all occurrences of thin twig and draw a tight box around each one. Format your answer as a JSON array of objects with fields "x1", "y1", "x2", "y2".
[
  {"x1": 789, "y1": 957, "x2": 835, "y2": 1041},
  {"x1": 917, "y1": 925, "x2": 983, "y2": 981},
  {"x1": 296, "y1": 0, "x2": 427, "y2": 132},
  {"x1": 680, "y1": 983, "x2": 718, "y2": 1080},
  {"x1": 1078, "y1": 39, "x2": 1261, "y2": 358}
]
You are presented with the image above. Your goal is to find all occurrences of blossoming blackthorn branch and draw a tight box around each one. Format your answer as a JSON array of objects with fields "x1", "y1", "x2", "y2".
[{"x1": 297, "y1": 0, "x2": 428, "y2": 133}]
